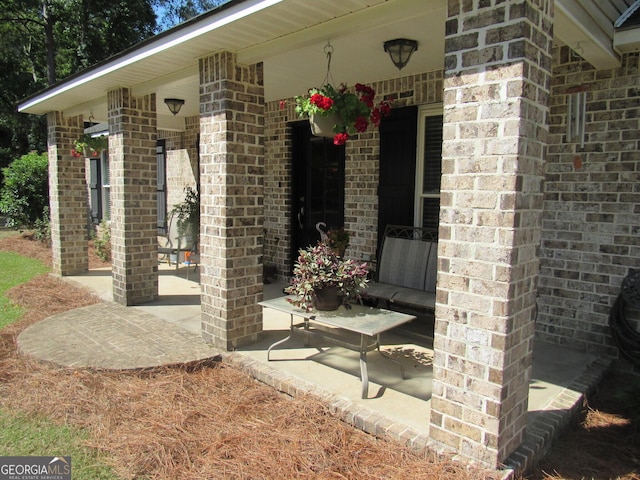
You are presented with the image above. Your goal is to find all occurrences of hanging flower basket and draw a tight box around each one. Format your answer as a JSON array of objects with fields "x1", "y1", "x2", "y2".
[
  {"x1": 310, "y1": 112, "x2": 341, "y2": 138},
  {"x1": 71, "y1": 134, "x2": 108, "y2": 158},
  {"x1": 295, "y1": 83, "x2": 392, "y2": 146}
]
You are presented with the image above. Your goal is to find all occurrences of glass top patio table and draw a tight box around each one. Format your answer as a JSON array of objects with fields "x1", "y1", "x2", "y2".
[
  {"x1": 259, "y1": 296, "x2": 416, "y2": 398},
  {"x1": 259, "y1": 296, "x2": 415, "y2": 336}
]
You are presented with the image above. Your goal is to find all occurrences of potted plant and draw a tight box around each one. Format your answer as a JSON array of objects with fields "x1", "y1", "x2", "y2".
[
  {"x1": 71, "y1": 134, "x2": 108, "y2": 157},
  {"x1": 326, "y1": 227, "x2": 350, "y2": 257},
  {"x1": 295, "y1": 83, "x2": 392, "y2": 145},
  {"x1": 285, "y1": 241, "x2": 369, "y2": 311},
  {"x1": 170, "y1": 186, "x2": 200, "y2": 247}
]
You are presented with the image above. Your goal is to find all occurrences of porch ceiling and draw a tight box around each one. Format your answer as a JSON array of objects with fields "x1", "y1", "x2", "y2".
[{"x1": 18, "y1": 0, "x2": 630, "y2": 129}]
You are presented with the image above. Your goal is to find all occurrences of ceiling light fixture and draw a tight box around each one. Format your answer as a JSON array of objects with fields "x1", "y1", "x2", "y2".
[
  {"x1": 383, "y1": 38, "x2": 418, "y2": 70},
  {"x1": 164, "y1": 98, "x2": 185, "y2": 116}
]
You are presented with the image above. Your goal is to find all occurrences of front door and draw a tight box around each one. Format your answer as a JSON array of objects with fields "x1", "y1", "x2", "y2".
[{"x1": 290, "y1": 121, "x2": 345, "y2": 272}]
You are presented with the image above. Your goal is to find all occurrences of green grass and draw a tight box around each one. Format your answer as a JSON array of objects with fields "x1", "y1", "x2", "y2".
[
  {"x1": 0, "y1": 248, "x2": 119, "y2": 479},
  {"x1": 0, "y1": 251, "x2": 49, "y2": 330},
  {"x1": 0, "y1": 411, "x2": 116, "y2": 479}
]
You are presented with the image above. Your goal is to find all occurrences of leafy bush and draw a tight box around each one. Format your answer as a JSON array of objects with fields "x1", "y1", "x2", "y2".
[
  {"x1": 0, "y1": 152, "x2": 49, "y2": 229},
  {"x1": 33, "y1": 207, "x2": 51, "y2": 244},
  {"x1": 92, "y1": 220, "x2": 111, "y2": 262}
]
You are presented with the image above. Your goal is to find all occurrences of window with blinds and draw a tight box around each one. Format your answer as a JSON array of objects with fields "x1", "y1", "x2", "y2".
[
  {"x1": 416, "y1": 110, "x2": 443, "y2": 230},
  {"x1": 100, "y1": 150, "x2": 111, "y2": 221},
  {"x1": 157, "y1": 140, "x2": 167, "y2": 234},
  {"x1": 89, "y1": 149, "x2": 110, "y2": 224}
]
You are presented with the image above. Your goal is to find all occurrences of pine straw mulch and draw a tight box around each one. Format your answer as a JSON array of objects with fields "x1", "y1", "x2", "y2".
[
  {"x1": 0, "y1": 234, "x2": 502, "y2": 480},
  {"x1": 525, "y1": 370, "x2": 640, "y2": 480}
]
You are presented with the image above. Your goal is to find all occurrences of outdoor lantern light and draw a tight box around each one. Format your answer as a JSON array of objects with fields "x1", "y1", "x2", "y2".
[
  {"x1": 164, "y1": 98, "x2": 185, "y2": 115},
  {"x1": 383, "y1": 38, "x2": 418, "y2": 70}
]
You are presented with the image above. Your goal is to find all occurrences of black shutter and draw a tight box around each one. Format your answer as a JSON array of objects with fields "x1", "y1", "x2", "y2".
[
  {"x1": 378, "y1": 106, "x2": 418, "y2": 252},
  {"x1": 89, "y1": 156, "x2": 101, "y2": 224},
  {"x1": 157, "y1": 140, "x2": 167, "y2": 234}
]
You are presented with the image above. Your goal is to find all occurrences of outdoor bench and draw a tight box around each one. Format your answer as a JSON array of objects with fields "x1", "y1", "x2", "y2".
[{"x1": 363, "y1": 224, "x2": 438, "y2": 313}]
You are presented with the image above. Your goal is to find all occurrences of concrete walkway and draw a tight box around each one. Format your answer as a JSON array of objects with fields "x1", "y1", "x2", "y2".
[{"x1": 17, "y1": 302, "x2": 219, "y2": 369}]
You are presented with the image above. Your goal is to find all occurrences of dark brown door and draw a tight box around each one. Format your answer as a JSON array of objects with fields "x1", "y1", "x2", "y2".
[
  {"x1": 291, "y1": 121, "x2": 345, "y2": 272},
  {"x1": 377, "y1": 106, "x2": 418, "y2": 252}
]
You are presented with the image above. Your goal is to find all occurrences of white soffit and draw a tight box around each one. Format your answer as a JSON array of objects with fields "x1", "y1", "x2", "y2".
[
  {"x1": 555, "y1": 0, "x2": 621, "y2": 69},
  {"x1": 614, "y1": 0, "x2": 640, "y2": 52},
  {"x1": 18, "y1": 0, "x2": 399, "y2": 116}
]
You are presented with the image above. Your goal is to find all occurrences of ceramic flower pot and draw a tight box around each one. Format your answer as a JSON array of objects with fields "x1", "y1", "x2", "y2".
[
  {"x1": 310, "y1": 113, "x2": 340, "y2": 138},
  {"x1": 312, "y1": 285, "x2": 342, "y2": 311}
]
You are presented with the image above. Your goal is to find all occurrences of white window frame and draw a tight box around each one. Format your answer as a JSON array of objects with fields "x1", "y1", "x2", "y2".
[
  {"x1": 100, "y1": 149, "x2": 111, "y2": 221},
  {"x1": 414, "y1": 104, "x2": 444, "y2": 228}
]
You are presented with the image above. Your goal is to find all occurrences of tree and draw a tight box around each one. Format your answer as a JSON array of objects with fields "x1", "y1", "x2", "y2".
[
  {"x1": 153, "y1": 0, "x2": 228, "y2": 32},
  {"x1": 0, "y1": 0, "x2": 230, "y2": 180},
  {"x1": 0, "y1": 0, "x2": 158, "y2": 180}
]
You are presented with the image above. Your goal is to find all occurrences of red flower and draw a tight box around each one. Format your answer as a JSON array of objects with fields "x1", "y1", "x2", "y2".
[
  {"x1": 370, "y1": 108, "x2": 382, "y2": 127},
  {"x1": 354, "y1": 116, "x2": 369, "y2": 133},
  {"x1": 356, "y1": 83, "x2": 375, "y2": 107},
  {"x1": 71, "y1": 149, "x2": 82, "y2": 158},
  {"x1": 310, "y1": 93, "x2": 333, "y2": 110},
  {"x1": 279, "y1": 100, "x2": 286, "y2": 110},
  {"x1": 333, "y1": 132, "x2": 349, "y2": 145},
  {"x1": 355, "y1": 83, "x2": 374, "y2": 97}
]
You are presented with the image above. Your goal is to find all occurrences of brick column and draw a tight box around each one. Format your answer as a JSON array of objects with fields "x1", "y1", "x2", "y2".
[
  {"x1": 47, "y1": 112, "x2": 89, "y2": 276},
  {"x1": 199, "y1": 52, "x2": 265, "y2": 349},
  {"x1": 430, "y1": 0, "x2": 552, "y2": 467},
  {"x1": 107, "y1": 88, "x2": 158, "y2": 305}
]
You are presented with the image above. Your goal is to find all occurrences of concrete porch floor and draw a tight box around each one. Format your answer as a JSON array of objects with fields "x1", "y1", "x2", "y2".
[{"x1": 28, "y1": 263, "x2": 611, "y2": 473}]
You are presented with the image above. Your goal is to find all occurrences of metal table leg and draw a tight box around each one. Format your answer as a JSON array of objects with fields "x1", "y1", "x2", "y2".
[{"x1": 360, "y1": 334, "x2": 369, "y2": 399}]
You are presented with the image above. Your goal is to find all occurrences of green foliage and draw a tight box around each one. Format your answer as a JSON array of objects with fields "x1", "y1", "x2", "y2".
[
  {"x1": 33, "y1": 207, "x2": 51, "y2": 244},
  {"x1": 72, "y1": 134, "x2": 108, "y2": 157},
  {"x1": 170, "y1": 186, "x2": 200, "y2": 241},
  {"x1": 0, "y1": 411, "x2": 117, "y2": 479},
  {"x1": 93, "y1": 220, "x2": 112, "y2": 262},
  {"x1": 154, "y1": 0, "x2": 230, "y2": 31},
  {"x1": 0, "y1": 152, "x2": 49, "y2": 229},
  {"x1": 1, "y1": 0, "x2": 159, "y2": 185},
  {"x1": 326, "y1": 228, "x2": 350, "y2": 256},
  {"x1": 0, "y1": 250, "x2": 49, "y2": 330}
]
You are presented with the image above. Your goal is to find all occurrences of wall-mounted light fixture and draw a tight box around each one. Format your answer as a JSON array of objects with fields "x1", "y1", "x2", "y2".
[
  {"x1": 383, "y1": 38, "x2": 418, "y2": 70},
  {"x1": 164, "y1": 98, "x2": 185, "y2": 116}
]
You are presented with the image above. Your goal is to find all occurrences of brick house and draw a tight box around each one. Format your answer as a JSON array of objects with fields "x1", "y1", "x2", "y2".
[{"x1": 18, "y1": 0, "x2": 640, "y2": 471}]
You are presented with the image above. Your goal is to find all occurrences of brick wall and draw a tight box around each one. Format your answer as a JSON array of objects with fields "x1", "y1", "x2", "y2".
[
  {"x1": 430, "y1": 0, "x2": 552, "y2": 468},
  {"x1": 107, "y1": 88, "x2": 159, "y2": 305},
  {"x1": 47, "y1": 112, "x2": 89, "y2": 275},
  {"x1": 537, "y1": 48, "x2": 640, "y2": 357},
  {"x1": 199, "y1": 52, "x2": 265, "y2": 349}
]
